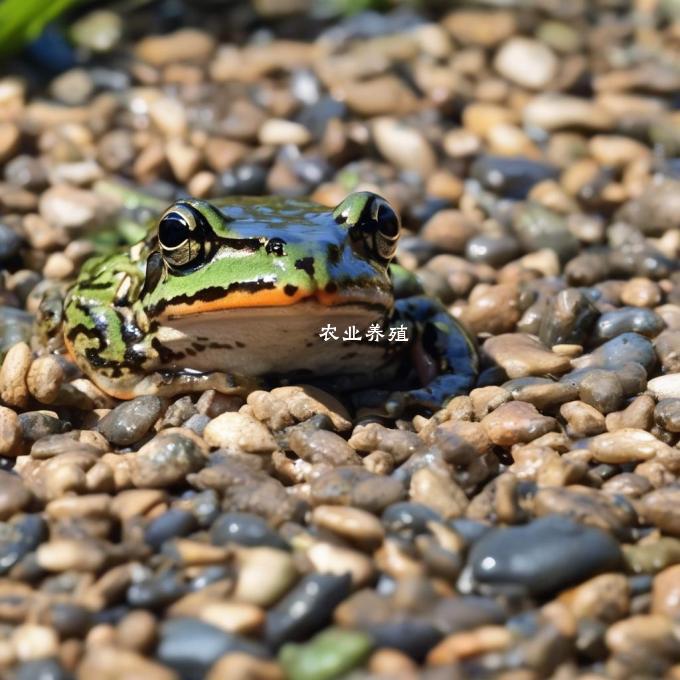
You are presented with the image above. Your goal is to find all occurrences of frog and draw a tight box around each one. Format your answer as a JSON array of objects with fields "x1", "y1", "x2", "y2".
[{"x1": 42, "y1": 191, "x2": 478, "y2": 415}]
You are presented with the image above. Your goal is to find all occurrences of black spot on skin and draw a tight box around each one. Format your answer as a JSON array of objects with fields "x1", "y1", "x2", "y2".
[
  {"x1": 186, "y1": 348, "x2": 196, "y2": 357},
  {"x1": 235, "y1": 341, "x2": 245, "y2": 348},
  {"x1": 284, "y1": 284, "x2": 298, "y2": 297},
  {"x1": 295, "y1": 257, "x2": 315, "y2": 277},
  {"x1": 305, "y1": 341, "x2": 314, "y2": 347},
  {"x1": 193, "y1": 343, "x2": 205, "y2": 352},
  {"x1": 151, "y1": 337, "x2": 185, "y2": 363},
  {"x1": 210, "y1": 341, "x2": 232, "y2": 350},
  {"x1": 325, "y1": 282, "x2": 338, "y2": 294}
]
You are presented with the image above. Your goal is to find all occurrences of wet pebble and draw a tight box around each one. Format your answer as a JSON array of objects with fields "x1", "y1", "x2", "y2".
[
  {"x1": 210, "y1": 512, "x2": 289, "y2": 550},
  {"x1": 97, "y1": 395, "x2": 164, "y2": 446},
  {"x1": 483, "y1": 334, "x2": 572, "y2": 379},
  {"x1": 468, "y1": 515, "x2": 623, "y2": 596},
  {"x1": 595, "y1": 307, "x2": 665, "y2": 343},
  {"x1": 471, "y1": 154, "x2": 558, "y2": 199},
  {"x1": 145, "y1": 509, "x2": 198, "y2": 549},
  {"x1": 481, "y1": 401, "x2": 557, "y2": 446}
]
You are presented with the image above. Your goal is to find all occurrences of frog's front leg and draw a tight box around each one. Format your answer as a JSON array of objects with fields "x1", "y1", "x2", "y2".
[{"x1": 385, "y1": 296, "x2": 479, "y2": 415}]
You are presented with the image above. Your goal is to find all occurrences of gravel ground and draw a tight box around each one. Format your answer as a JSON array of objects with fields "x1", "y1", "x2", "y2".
[{"x1": 1, "y1": 1, "x2": 680, "y2": 679}]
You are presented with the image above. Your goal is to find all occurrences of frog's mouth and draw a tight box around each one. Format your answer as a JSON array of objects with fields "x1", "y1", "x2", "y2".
[{"x1": 154, "y1": 298, "x2": 392, "y2": 378}]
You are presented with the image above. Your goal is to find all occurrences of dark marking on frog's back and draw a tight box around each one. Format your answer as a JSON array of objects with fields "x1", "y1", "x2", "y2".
[
  {"x1": 325, "y1": 282, "x2": 338, "y2": 294},
  {"x1": 295, "y1": 257, "x2": 315, "y2": 278},
  {"x1": 284, "y1": 284, "x2": 298, "y2": 297}
]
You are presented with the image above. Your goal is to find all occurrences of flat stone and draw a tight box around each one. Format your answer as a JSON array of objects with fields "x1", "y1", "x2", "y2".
[
  {"x1": 481, "y1": 401, "x2": 558, "y2": 446},
  {"x1": 494, "y1": 37, "x2": 558, "y2": 89},
  {"x1": 484, "y1": 334, "x2": 572, "y2": 379}
]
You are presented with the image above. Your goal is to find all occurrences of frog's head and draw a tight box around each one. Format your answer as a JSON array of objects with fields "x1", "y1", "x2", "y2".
[{"x1": 141, "y1": 191, "x2": 400, "y2": 321}]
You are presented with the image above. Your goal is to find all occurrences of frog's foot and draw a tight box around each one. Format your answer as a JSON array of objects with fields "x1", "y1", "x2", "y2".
[
  {"x1": 385, "y1": 373, "x2": 477, "y2": 416},
  {"x1": 97, "y1": 369, "x2": 258, "y2": 400}
]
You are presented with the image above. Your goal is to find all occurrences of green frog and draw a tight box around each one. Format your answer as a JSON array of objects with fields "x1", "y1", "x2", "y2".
[{"x1": 43, "y1": 191, "x2": 477, "y2": 414}]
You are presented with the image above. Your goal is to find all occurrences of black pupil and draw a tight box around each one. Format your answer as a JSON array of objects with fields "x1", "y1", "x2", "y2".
[
  {"x1": 266, "y1": 238, "x2": 286, "y2": 256},
  {"x1": 377, "y1": 205, "x2": 399, "y2": 238},
  {"x1": 159, "y1": 215, "x2": 189, "y2": 249}
]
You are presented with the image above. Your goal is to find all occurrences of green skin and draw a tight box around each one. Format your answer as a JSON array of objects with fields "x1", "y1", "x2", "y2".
[{"x1": 47, "y1": 191, "x2": 478, "y2": 414}]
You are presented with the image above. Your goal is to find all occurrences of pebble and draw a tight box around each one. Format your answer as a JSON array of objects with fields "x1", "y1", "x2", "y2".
[
  {"x1": 372, "y1": 117, "x2": 436, "y2": 176},
  {"x1": 0, "y1": 471, "x2": 30, "y2": 520},
  {"x1": 595, "y1": 307, "x2": 665, "y2": 342},
  {"x1": 471, "y1": 155, "x2": 559, "y2": 199},
  {"x1": 572, "y1": 333, "x2": 656, "y2": 373},
  {"x1": 306, "y1": 542, "x2": 374, "y2": 587},
  {"x1": 36, "y1": 537, "x2": 107, "y2": 572},
  {"x1": 468, "y1": 515, "x2": 623, "y2": 596},
  {"x1": 234, "y1": 547, "x2": 298, "y2": 607},
  {"x1": 648, "y1": 374, "x2": 680, "y2": 400},
  {"x1": 651, "y1": 564, "x2": 680, "y2": 618},
  {"x1": 259, "y1": 119, "x2": 311, "y2": 146},
  {"x1": 494, "y1": 37, "x2": 558, "y2": 89},
  {"x1": 265, "y1": 573, "x2": 352, "y2": 649},
  {"x1": 481, "y1": 401, "x2": 557, "y2": 446},
  {"x1": 483, "y1": 334, "x2": 572, "y2": 379},
  {"x1": 210, "y1": 512, "x2": 289, "y2": 550},
  {"x1": 204, "y1": 412, "x2": 278, "y2": 453},
  {"x1": 129, "y1": 428, "x2": 208, "y2": 487},
  {"x1": 409, "y1": 467, "x2": 468, "y2": 519},
  {"x1": 589, "y1": 428, "x2": 672, "y2": 464},
  {"x1": 11, "y1": 624, "x2": 59, "y2": 661},
  {"x1": 0, "y1": 342, "x2": 31, "y2": 408},
  {"x1": 444, "y1": 10, "x2": 516, "y2": 47},
  {"x1": 655, "y1": 399, "x2": 680, "y2": 433},
  {"x1": 145, "y1": 508, "x2": 197, "y2": 549},
  {"x1": 313, "y1": 488, "x2": 385, "y2": 528},
  {"x1": 0, "y1": 405, "x2": 21, "y2": 456},
  {"x1": 97, "y1": 395, "x2": 163, "y2": 446},
  {"x1": 427, "y1": 625, "x2": 513, "y2": 665},
  {"x1": 559, "y1": 573, "x2": 630, "y2": 623},
  {"x1": 639, "y1": 488, "x2": 680, "y2": 537},
  {"x1": 280, "y1": 627, "x2": 372, "y2": 680},
  {"x1": 38, "y1": 185, "x2": 110, "y2": 232},
  {"x1": 207, "y1": 653, "x2": 283, "y2": 680},
  {"x1": 523, "y1": 94, "x2": 614, "y2": 131},
  {"x1": 135, "y1": 28, "x2": 216, "y2": 66},
  {"x1": 560, "y1": 400, "x2": 606, "y2": 438}
]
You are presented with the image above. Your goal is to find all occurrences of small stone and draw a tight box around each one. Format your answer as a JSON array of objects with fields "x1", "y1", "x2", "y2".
[
  {"x1": 310, "y1": 505, "x2": 384, "y2": 545},
  {"x1": 409, "y1": 467, "x2": 468, "y2": 519},
  {"x1": 97, "y1": 395, "x2": 163, "y2": 446},
  {"x1": 605, "y1": 614, "x2": 680, "y2": 657},
  {"x1": 166, "y1": 139, "x2": 202, "y2": 183},
  {"x1": 26, "y1": 356, "x2": 64, "y2": 404},
  {"x1": 468, "y1": 515, "x2": 623, "y2": 596},
  {"x1": 0, "y1": 122, "x2": 20, "y2": 164},
  {"x1": 207, "y1": 653, "x2": 283, "y2": 680},
  {"x1": 70, "y1": 10, "x2": 123, "y2": 52},
  {"x1": 116, "y1": 609, "x2": 157, "y2": 653},
  {"x1": 652, "y1": 564, "x2": 680, "y2": 618},
  {"x1": 494, "y1": 37, "x2": 558, "y2": 90},
  {"x1": 279, "y1": 627, "x2": 373, "y2": 680},
  {"x1": 655, "y1": 399, "x2": 680, "y2": 432},
  {"x1": 265, "y1": 573, "x2": 352, "y2": 649},
  {"x1": 523, "y1": 94, "x2": 614, "y2": 131},
  {"x1": 444, "y1": 10, "x2": 516, "y2": 47},
  {"x1": 481, "y1": 401, "x2": 557, "y2": 446},
  {"x1": 149, "y1": 96, "x2": 187, "y2": 137},
  {"x1": 589, "y1": 428, "x2": 672, "y2": 464},
  {"x1": 211, "y1": 512, "x2": 288, "y2": 550},
  {"x1": 483, "y1": 334, "x2": 572, "y2": 379},
  {"x1": 559, "y1": 573, "x2": 630, "y2": 623},
  {"x1": 306, "y1": 542, "x2": 374, "y2": 587},
  {"x1": 560, "y1": 400, "x2": 606, "y2": 438},
  {"x1": 129, "y1": 428, "x2": 208, "y2": 487},
  {"x1": 639, "y1": 488, "x2": 680, "y2": 537},
  {"x1": 145, "y1": 508, "x2": 197, "y2": 549},
  {"x1": 50, "y1": 68, "x2": 94, "y2": 105},
  {"x1": 135, "y1": 29, "x2": 216, "y2": 66},
  {"x1": 0, "y1": 342, "x2": 31, "y2": 408},
  {"x1": 427, "y1": 626, "x2": 512, "y2": 665},
  {"x1": 0, "y1": 471, "x2": 30, "y2": 520},
  {"x1": 204, "y1": 412, "x2": 277, "y2": 453},
  {"x1": 259, "y1": 119, "x2": 311, "y2": 146},
  {"x1": 648, "y1": 374, "x2": 680, "y2": 400},
  {"x1": 200, "y1": 601, "x2": 265, "y2": 635},
  {"x1": 36, "y1": 538, "x2": 107, "y2": 572},
  {"x1": 11, "y1": 624, "x2": 59, "y2": 662},
  {"x1": 372, "y1": 117, "x2": 436, "y2": 176},
  {"x1": 461, "y1": 284, "x2": 520, "y2": 335},
  {"x1": 234, "y1": 547, "x2": 298, "y2": 607},
  {"x1": 79, "y1": 646, "x2": 175, "y2": 680},
  {"x1": 0, "y1": 406, "x2": 21, "y2": 456},
  {"x1": 39, "y1": 185, "x2": 111, "y2": 232}
]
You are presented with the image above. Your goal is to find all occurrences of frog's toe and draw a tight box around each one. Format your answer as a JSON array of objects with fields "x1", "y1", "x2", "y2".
[{"x1": 386, "y1": 373, "x2": 477, "y2": 416}]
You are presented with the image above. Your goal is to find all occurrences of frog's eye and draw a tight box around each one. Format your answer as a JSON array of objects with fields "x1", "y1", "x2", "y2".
[
  {"x1": 158, "y1": 204, "x2": 209, "y2": 270},
  {"x1": 334, "y1": 192, "x2": 401, "y2": 264},
  {"x1": 265, "y1": 238, "x2": 286, "y2": 256}
]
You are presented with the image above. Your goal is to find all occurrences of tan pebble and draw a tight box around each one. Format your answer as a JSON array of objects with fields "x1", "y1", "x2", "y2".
[
  {"x1": 79, "y1": 644, "x2": 177, "y2": 679},
  {"x1": 559, "y1": 573, "x2": 629, "y2": 622},
  {"x1": 204, "y1": 412, "x2": 277, "y2": 453},
  {"x1": 481, "y1": 401, "x2": 557, "y2": 447},
  {"x1": 374, "y1": 539, "x2": 425, "y2": 579},
  {"x1": 552, "y1": 344, "x2": 583, "y2": 358},
  {"x1": 135, "y1": 28, "x2": 216, "y2": 66},
  {"x1": 26, "y1": 356, "x2": 65, "y2": 404},
  {"x1": 605, "y1": 614, "x2": 678, "y2": 655},
  {"x1": 444, "y1": 10, "x2": 516, "y2": 47},
  {"x1": 234, "y1": 547, "x2": 297, "y2": 606},
  {"x1": 427, "y1": 625, "x2": 513, "y2": 665},
  {"x1": 0, "y1": 639, "x2": 16, "y2": 670},
  {"x1": 306, "y1": 542, "x2": 374, "y2": 587},
  {"x1": 409, "y1": 467, "x2": 468, "y2": 519},
  {"x1": 187, "y1": 170, "x2": 216, "y2": 197},
  {"x1": 589, "y1": 428, "x2": 672, "y2": 464},
  {"x1": 0, "y1": 405, "x2": 22, "y2": 456},
  {"x1": 372, "y1": 117, "x2": 436, "y2": 176},
  {"x1": 588, "y1": 135, "x2": 651, "y2": 168},
  {"x1": 207, "y1": 653, "x2": 284, "y2": 680},
  {"x1": 42, "y1": 252, "x2": 75, "y2": 280},
  {"x1": 620, "y1": 277, "x2": 662, "y2": 308},
  {"x1": 362, "y1": 450, "x2": 394, "y2": 475},
  {"x1": 85, "y1": 461, "x2": 115, "y2": 493},
  {"x1": 469, "y1": 386, "x2": 511, "y2": 420},
  {"x1": 44, "y1": 463, "x2": 87, "y2": 500},
  {"x1": 11, "y1": 624, "x2": 59, "y2": 661},
  {"x1": 258, "y1": 118, "x2": 311, "y2": 146},
  {"x1": 368, "y1": 648, "x2": 418, "y2": 676},
  {"x1": 199, "y1": 601, "x2": 265, "y2": 635},
  {"x1": 523, "y1": 94, "x2": 614, "y2": 132},
  {"x1": 311, "y1": 505, "x2": 384, "y2": 544},
  {"x1": 0, "y1": 470, "x2": 31, "y2": 520},
  {"x1": 149, "y1": 96, "x2": 187, "y2": 136},
  {"x1": 560, "y1": 400, "x2": 606, "y2": 438},
  {"x1": 483, "y1": 333, "x2": 572, "y2": 379},
  {"x1": 46, "y1": 494, "x2": 111, "y2": 520},
  {"x1": 639, "y1": 488, "x2": 680, "y2": 537},
  {"x1": 461, "y1": 283, "x2": 520, "y2": 335},
  {"x1": 605, "y1": 395, "x2": 655, "y2": 432},
  {"x1": 494, "y1": 36, "x2": 558, "y2": 90},
  {"x1": 115, "y1": 609, "x2": 157, "y2": 653},
  {"x1": 36, "y1": 538, "x2": 107, "y2": 572},
  {"x1": 337, "y1": 75, "x2": 418, "y2": 117},
  {"x1": 85, "y1": 624, "x2": 117, "y2": 648},
  {"x1": 461, "y1": 103, "x2": 518, "y2": 138},
  {"x1": 171, "y1": 539, "x2": 229, "y2": 566},
  {"x1": 0, "y1": 122, "x2": 20, "y2": 162},
  {"x1": 0, "y1": 342, "x2": 31, "y2": 408},
  {"x1": 652, "y1": 564, "x2": 680, "y2": 618},
  {"x1": 442, "y1": 128, "x2": 482, "y2": 158},
  {"x1": 165, "y1": 139, "x2": 202, "y2": 183}
]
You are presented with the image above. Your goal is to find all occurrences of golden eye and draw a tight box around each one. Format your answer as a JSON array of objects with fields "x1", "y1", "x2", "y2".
[{"x1": 158, "y1": 204, "x2": 204, "y2": 270}]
